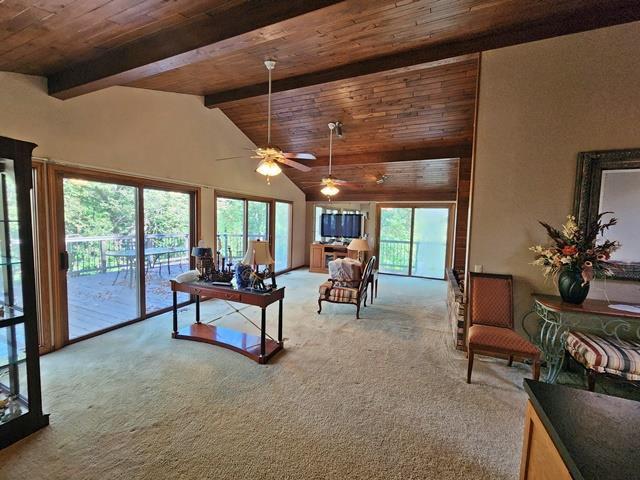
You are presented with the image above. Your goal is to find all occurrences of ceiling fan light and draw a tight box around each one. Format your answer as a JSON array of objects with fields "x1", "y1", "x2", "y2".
[
  {"x1": 256, "y1": 159, "x2": 282, "y2": 177},
  {"x1": 320, "y1": 184, "x2": 339, "y2": 197}
]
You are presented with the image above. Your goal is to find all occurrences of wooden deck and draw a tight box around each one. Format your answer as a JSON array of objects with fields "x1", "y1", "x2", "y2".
[{"x1": 67, "y1": 267, "x2": 188, "y2": 339}]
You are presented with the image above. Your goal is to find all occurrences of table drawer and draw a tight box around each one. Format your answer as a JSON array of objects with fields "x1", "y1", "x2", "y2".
[{"x1": 220, "y1": 291, "x2": 241, "y2": 302}]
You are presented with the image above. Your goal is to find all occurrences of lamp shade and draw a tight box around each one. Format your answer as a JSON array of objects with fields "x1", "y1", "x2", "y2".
[
  {"x1": 242, "y1": 240, "x2": 275, "y2": 266},
  {"x1": 347, "y1": 238, "x2": 369, "y2": 252},
  {"x1": 191, "y1": 247, "x2": 213, "y2": 257}
]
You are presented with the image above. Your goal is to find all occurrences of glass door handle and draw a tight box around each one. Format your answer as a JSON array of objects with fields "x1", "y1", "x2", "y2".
[{"x1": 60, "y1": 251, "x2": 69, "y2": 271}]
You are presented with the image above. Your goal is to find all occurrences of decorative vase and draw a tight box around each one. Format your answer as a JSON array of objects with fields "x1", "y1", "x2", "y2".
[
  {"x1": 557, "y1": 267, "x2": 590, "y2": 304},
  {"x1": 235, "y1": 263, "x2": 252, "y2": 289}
]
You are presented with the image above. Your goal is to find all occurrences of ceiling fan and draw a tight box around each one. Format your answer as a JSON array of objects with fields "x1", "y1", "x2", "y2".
[
  {"x1": 301, "y1": 128, "x2": 389, "y2": 197},
  {"x1": 298, "y1": 122, "x2": 348, "y2": 199},
  {"x1": 215, "y1": 60, "x2": 316, "y2": 183}
]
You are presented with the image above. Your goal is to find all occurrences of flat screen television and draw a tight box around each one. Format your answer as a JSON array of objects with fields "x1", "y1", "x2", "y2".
[{"x1": 320, "y1": 213, "x2": 362, "y2": 238}]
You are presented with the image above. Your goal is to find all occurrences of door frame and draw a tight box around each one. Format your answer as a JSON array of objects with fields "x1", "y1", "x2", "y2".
[
  {"x1": 48, "y1": 164, "x2": 200, "y2": 349},
  {"x1": 31, "y1": 161, "x2": 53, "y2": 354},
  {"x1": 374, "y1": 202, "x2": 455, "y2": 280}
]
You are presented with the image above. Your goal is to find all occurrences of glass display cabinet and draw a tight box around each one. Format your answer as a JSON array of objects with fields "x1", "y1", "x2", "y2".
[{"x1": 0, "y1": 136, "x2": 48, "y2": 449}]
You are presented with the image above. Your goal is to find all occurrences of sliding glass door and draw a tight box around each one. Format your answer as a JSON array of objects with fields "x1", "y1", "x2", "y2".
[
  {"x1": 63, "y1": 179, "x2": 140, "y2": 339},
  {"x1": 217, "y1": 196, "x2": 270, "y2": 265},
  {"x1": 411, "y1": 208, "x2": 450, "y2": 278},
  {"x1": 379, "y1": 208, "x2": 412, "y2": 274},
  {"x1": 247, "y1": 200, "x2": 269, "y2": 245},
  {"x1": 55, "y1": 169, "x2": 197, "y2": 344},
  {"x1": 216, "y1": 197, "x2": 246, "y2": 264},
  {"x1": 143, "y1": 189, "x2": 191, "y2": 314},
  {"x1": 378, "y1": 205, "x2": 451, "y2": 279},
  {"x1": 274, "y1": 201, "x2": 292, "y2": 271}
]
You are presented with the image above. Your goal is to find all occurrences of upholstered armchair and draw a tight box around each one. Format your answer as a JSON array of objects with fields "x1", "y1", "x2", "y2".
[
  {"x1": 466, "y1": 272, "x2": 541, "y2": 384},
  {"x1": 318, "y1": 256, "x2": 375, "y2": 319}
]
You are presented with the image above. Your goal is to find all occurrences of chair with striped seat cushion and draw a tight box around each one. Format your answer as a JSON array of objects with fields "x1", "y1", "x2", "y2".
[
  {"x1": 565, "y1": 331, "x2": 640, "y2": 390},
  {"x1": 317, "y1": 256, "x2": 375, "y2": 319}
]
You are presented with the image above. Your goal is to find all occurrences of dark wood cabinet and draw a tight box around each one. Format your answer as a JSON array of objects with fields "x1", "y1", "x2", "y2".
[{"x1": 0, "y1": 136, "x2": 49, "y2": 449}]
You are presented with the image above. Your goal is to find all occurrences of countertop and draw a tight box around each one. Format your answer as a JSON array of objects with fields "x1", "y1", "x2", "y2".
[{"x1": 524, "y1": 379, "x2": 640, "y2": 480}]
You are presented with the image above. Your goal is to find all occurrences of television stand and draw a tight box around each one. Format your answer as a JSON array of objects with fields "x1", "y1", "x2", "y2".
[{"x1": 309, "y1": 243, "x2": 358, "y2": 274}]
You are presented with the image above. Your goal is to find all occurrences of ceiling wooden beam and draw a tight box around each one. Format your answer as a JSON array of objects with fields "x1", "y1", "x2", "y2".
[
  {"x1": 47, "y1": 0, "x2": 345, "y2": 99},
  {"x1": 205, "y1": 1, "x2": 640, "y2": 107},
  {"x1": 298, "y1": 144, "x2": 472, "y2": 169},
  {"x1": 304, "y1": 191, "x2": 457, "y2": 202}
]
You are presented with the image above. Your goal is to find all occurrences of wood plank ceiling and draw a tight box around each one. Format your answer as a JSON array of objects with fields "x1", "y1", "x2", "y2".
[
  {"x1": 1, "y1": 0, "x2": 639, "y2": 201},
  {"x1": 0, "y1": 0, "x2": 246, "y2": 75},
  {"x1": 218, "y1": 56, "x2": 478, "y2": 201}
]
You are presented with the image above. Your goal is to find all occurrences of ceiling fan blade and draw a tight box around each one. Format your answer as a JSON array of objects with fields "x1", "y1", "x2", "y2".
[
  {"x1": 278, "y1": 157, "x2": 312, "y2": 172},
  {"x1": 215, "y1": 156, "x2": 245, "y2": 162},
  {"x1": 301, "y1": 184, "x2": 323, "y2": 189},
  {"x1": 283, "y1": 152, "x2": 316, "y2": 160}
]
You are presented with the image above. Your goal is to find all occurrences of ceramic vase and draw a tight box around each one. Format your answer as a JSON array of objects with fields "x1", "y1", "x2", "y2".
[{"x1": 557, "y1": 267, "x2": 590, "y2": 304}]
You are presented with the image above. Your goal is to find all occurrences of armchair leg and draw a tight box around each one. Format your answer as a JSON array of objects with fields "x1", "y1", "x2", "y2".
[
  {"x1": 587, "y1": 370, "x2": 596, "y2": 392},
  {"x1": 466, "y1": 349, "x2": 474, "y2": 384},
  {"x1": 507, "y1": 355, "x2": 513, "y2": 367},
  {"x1": 356, "y1": 303, "x2": 360, "y2": 319},
  {"x1": 317, "y1": 299, "x2": 323, "y2": 314},
  {"x1": 533, "y1": 359, "x2": 541, "y2": 381}
]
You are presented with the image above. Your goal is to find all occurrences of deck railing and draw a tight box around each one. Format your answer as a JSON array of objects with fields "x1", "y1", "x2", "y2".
[
  {"x1": 218, "y1": 233, "x2": 267, "y2": 265},
  {"x1": 65, "y1": 233, "x2": 190, "y2": 276},
  {"x1": 65, "y1": 232, "x2": 269, "y2": 276},
  {"x1": 379, "y1": 238, "x2": 446, "y2": 274}
]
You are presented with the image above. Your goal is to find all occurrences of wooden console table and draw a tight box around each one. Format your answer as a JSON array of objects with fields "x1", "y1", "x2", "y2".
[
  {"x1": 524, "y1": 295, "x2": 640, "y2": 383},
  {"x1": 170, "y1": 280, "x2": 285, "y2": 364}
]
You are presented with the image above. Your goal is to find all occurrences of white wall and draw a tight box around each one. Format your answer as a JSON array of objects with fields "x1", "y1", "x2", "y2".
[
  {"x1": 470, "y1": 22, "x2": 640, "y2": 325},
  {"x1": 0, "y1": 72, "x2": 306, "y2": 267}
]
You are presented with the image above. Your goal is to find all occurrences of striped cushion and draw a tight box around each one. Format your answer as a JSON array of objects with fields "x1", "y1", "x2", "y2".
[
  {"x1": 328, "y1": 287, "x2": 358, "y2": 303},
  {"x1": 319, "y1": 281, "x2": 358, "y2": 303},
  {"x1": 319, "y1": 281, "x2": 333, "y2": 297},
  {"x1": 566, "y1": 331, "x2": 640, "y2": 381}
]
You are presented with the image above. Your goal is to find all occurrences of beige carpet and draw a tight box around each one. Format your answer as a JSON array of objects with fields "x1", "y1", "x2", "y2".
[{"x1": 1, "y1": 270, "x2": 536, "y2": 479}]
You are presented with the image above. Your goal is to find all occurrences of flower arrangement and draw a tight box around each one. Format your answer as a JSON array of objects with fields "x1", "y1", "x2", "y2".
[{"x1": 530, "y1": 212, "x2": 620, "y2": 285}]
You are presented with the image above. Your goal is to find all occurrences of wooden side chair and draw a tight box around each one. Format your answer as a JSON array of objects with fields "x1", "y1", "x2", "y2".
[
  {"x1": 466, "y1": 272, "x2": 541, "y2": 384},
  {"x1": 317, "y1": 256, "x2": 375, "y2": 319}
]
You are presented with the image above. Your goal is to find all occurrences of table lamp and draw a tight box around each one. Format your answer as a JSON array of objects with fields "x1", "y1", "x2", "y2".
[
  {"x1": 241, "y1": 239, "x2": 276, "y2": 290},
  {"x1": 347, "y1": 238, "x2": 369, "y2": 263},
  {"x1": 191, "y1": 241, "x2": 214, "y2": 280}
]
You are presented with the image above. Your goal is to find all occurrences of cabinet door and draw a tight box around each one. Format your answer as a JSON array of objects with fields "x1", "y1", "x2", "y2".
[
  {"x1": 310, "y1": 245, "x2": 324, "y2": 270},
  {"x1": 520, "y1": 401, "x2": 572, "y2": 480}
]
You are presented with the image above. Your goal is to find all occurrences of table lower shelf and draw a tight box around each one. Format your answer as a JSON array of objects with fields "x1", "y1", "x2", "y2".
[{"x1": 172, "y1": 323, "x2": 283, "y2": 364}]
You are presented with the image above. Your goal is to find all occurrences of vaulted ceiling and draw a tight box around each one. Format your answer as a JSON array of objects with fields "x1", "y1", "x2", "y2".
[{"x1": 2, "y1": 0, "x2": 639, "y2": 201}]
